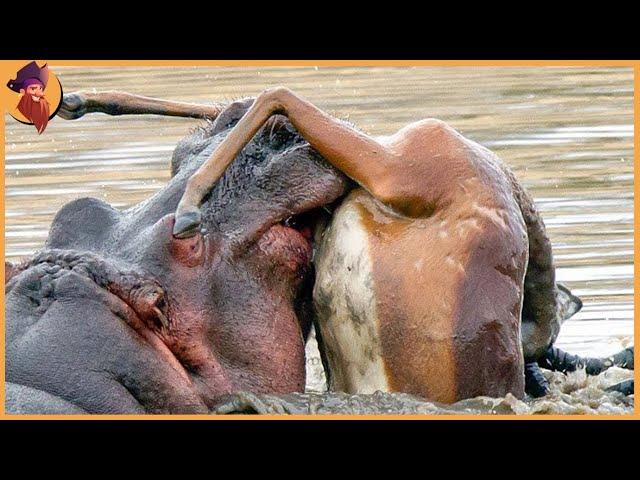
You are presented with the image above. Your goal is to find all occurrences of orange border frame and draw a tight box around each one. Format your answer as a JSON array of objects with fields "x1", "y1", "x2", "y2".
[{"x1": 0, "y1": 59, "x2": 638, "y2": 420}]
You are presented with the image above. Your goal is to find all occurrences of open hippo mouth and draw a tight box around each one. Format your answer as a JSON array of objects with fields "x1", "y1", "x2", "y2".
[
  {"x1": 252, "y1": 205, "x2": 340, "y2": 276},
  {"x1": 281, "y1": 208, "x2": 329, "y2": 253}
]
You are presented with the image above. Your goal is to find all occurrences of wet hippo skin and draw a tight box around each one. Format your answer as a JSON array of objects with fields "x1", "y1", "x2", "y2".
[{"x1": 5, "y1": 101, "x2": 349, "y2": 413}]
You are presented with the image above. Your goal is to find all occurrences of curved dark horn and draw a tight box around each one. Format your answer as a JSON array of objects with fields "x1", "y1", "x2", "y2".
[
  {"x1": 556, "y1": 282, "x2": 583, "y2": 321},
  {"x1": 58, "y1": 91, "x2": 225, "y2": 121},
  {"x1": 539, "y1": 346, "x2": 634, "y2": 375}
]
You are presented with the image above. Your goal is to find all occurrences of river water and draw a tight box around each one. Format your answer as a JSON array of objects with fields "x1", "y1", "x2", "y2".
[{"x1": 3, "y1": 66, "x2": 635, "y2": 414}]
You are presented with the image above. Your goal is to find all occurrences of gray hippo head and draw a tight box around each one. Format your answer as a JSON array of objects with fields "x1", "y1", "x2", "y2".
[{"x1": 5, "y1": 98, "x2": 350, "y2": 414}]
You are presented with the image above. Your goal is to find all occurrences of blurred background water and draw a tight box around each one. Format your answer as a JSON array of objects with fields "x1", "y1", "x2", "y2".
[{"x1": 3, "y1": 66, "x2": 634, "y2": 394}]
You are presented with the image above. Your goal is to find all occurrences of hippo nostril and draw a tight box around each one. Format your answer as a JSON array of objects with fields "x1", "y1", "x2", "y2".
[
  {"x1": 136, "y1": 285, "x2": 170, "y2": 330},
  {"x1": 155, "y1": 296, "x2": 166, "y2": 310},
  {"x1": 153, "y1": 306, "x2": 169, "y2": 329}
]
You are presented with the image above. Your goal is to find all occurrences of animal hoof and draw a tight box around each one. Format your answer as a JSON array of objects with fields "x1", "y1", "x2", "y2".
[
  {"x1": 57, "y1": 93, "x2": 87, "y2": 120},
  {"x1": 525, "y1": 362, "x2": 550, "y2": 398},
  {"x1": 173, "y1": 208, "x2": 202, "y2": 239}
]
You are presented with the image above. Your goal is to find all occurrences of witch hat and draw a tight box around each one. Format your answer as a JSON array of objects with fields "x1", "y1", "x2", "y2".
[{"x1": 6, "y1": 61, "x2": 49, "y2": 93}]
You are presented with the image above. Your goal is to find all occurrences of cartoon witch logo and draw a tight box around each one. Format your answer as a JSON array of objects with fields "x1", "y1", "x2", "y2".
[{"x1": 6, "y1": 61, "x2": 63, "y2": 134}]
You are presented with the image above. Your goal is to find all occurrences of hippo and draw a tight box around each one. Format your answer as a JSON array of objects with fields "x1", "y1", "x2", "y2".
[
  {"x1": 5, "y1": 97, "x2": 348, "y2": 413},
  {"x1": 5, "y1": 88, "x2": 633, "y2": 414}
]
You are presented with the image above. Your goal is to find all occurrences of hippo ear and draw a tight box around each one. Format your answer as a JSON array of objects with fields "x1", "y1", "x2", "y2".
[
  {"x1": 556, "y1": 283, "x2": 583, "y2": 321},
  {"x1": 208, "y1": 98, "x2": 255, "y2": 136}
]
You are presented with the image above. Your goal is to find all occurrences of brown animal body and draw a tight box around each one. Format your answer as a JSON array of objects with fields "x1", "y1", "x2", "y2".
[{"x1": 313, "y1": 121, "x2": 528, "y2": 402}]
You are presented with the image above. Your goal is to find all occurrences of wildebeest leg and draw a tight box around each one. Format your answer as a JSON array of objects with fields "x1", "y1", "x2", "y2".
[
  {"x1": 503, "y1": 168, "x2": 633, "y2": 399},
  {"x1": 526, "y1": 347, "x2": 634, "y2": 398},
  {"x1": 174, "y1": 87, "x2": 398, "y2": 237},
  {"x1": 539, "y1": 346, "x2": 634, "y2": 375},
  {"x1": 58, "y1": 91, "x2": 224, "y2": 120},
  {"x1": 524, "y1": 362, "x2": 550, "y2": 398}
]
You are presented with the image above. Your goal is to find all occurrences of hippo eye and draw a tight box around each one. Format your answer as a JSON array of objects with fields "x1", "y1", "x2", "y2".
[{"x1": 170, "y1": 230, "x2": 205, "y2": 267}]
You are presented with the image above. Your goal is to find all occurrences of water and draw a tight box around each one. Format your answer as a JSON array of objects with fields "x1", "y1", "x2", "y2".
[{"x1": 3, "y1": 66, "x2": 634, "y2": 412}]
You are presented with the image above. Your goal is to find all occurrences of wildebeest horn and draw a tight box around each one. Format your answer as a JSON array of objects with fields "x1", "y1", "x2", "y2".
[{"x1": 58, "y1": 91, "x2": 225, "y2": 121}]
